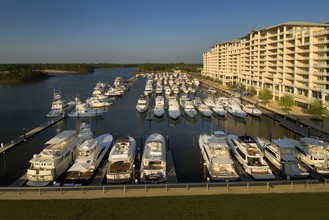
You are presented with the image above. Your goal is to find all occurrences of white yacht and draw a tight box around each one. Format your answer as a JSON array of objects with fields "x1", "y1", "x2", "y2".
[
  {"x1": 168, "y1": 96, "x2": 181, "y2": 120},
  {"x1": 226, "y1": 103, "x2": 247, "y2": 118},
  {"x1": 257, "y1": 137, "x2": 309, "y2": 179},
  {"x1": 199, "y1": 131, "x2": 240, "y2": 182},
  {"x1": 291, "y1": 137, "x2": 329, "y2": 175},
  {"x1": 155, "y1": 83, "x2": 163, "y2": 95},
  {"x1": 86, "y1": 97, "x2": 112, "y2": 108},
  {"x1": 26, "y1": 124, "x2": 94, "y2": 186},
  {"x1": 136, "y1": 95, "x2": 149, "y2": 113},
  {"x1": 68, "y1": 97, "x2": 105, "y2": 117},
  {"x1": 140, "y1": 133, "x2": 167, "y2": 183},
  {"x1": 183, "y1": 100, "x2": 198, "y2": 118},
  {"x1": 227, "y1": 135, "x2": 275, "y2": 180},
  {"x1": 46, "y1": 90, "x2": 74, "y2": 117},
  {"x1": 197, "y1": 104, "x2": 213, "y2": 117},
  {"x1": 144, "y1": 80, "x2": 153, "y2": 96},
  {"x1": 242, "y1": 104, "x2": 262, "y2": 116},
  {"x1": 211, "y1": 104, "x2": 227, "y2": 117},
  {"x1": 65, "y1": 133, "x2": 113, "y2": 184},
  {"x1": 154, "y1": 95, "x2": 165, "y2": 117},
  {"x1": 107, "y1": 136, "x2": 137, "y2": 183}
]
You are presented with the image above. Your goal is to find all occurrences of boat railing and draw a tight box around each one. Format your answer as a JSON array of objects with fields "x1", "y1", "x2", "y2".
[{"x1": 0, "y1": 179, "x2": 327, "y2": 198}]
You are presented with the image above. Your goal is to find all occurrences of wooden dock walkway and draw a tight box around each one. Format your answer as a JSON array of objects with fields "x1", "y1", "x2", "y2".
[{"x1": 0, "y1": 115, "x2": 66, "y2": 154}]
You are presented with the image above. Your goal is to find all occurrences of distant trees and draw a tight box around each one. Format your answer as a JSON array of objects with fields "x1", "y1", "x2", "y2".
[
  {"x1": 138, "y1": 63, "x2": 202, "y2": 73},
  {"x1": 258, "y1": 87, "x2": 273, "y2": 102},
  {"x1": 279, "y1": 94, "x2": 294, "y2": 112},
  {"x1": 307, "y1": 100, "x2": 328, "y2": 120}
]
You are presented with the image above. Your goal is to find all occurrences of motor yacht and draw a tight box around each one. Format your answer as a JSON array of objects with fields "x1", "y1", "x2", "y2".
[
  {"x1": 68, "y1": 97, "x2": 105, "y2": 117},
  {"x1": 136, "y1": 95, "x2": 149, "y2": 113},
  {"x1": 199, "y1": 131, "x2": 240, "y2": 181},
  {"x1": 168, "y1": 96, "x2": 180, "y2": 120},
  {"x1": 26, "y1": 123, "x2": 94, "y2": 186},
  {"x1": 107, "y1": 136, "x2": 137, "y2": 183},
  {"x1": 65, "y1": 133, "x2": 113, "y2": 184},
  {"x1": 227, "y1": 135, "x2": 275, "y2": 180},
  {"x1": 242, "y1": 104, "x2": 262, "y2": 116},
  {"x1": 140, "y1": 133, "x2": 167, "y2": 183},
  {"x1": 46, "y1": 90, "x2": 74, "y2": 117},
  {"x1": 256, "y1": 137, "x2": 309, "y2": 179}
]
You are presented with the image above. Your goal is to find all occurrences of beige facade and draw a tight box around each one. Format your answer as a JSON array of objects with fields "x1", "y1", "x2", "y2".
[{"x1": 202, "y1": 22, "x2": 329, "y2": 108}]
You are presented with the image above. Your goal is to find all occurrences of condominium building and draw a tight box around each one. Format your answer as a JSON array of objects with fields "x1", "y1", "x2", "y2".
[{"x1": 202, "y1": 21, "x2": 329, "y2": 109}]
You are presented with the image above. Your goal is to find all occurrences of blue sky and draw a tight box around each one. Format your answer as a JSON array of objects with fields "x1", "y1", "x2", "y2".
[{"x1": 0, "y1": 0, "x2": 328, "y2": 64}]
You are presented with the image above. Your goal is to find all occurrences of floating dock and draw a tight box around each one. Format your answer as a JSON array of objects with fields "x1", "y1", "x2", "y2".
[{"x1": 0, "y1": 115, "x2": 66, "y2": 154}]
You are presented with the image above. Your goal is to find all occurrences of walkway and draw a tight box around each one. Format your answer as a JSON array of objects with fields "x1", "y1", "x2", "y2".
[{"x1": 0, "y1": 180, "x2": 328, "y2": 200}]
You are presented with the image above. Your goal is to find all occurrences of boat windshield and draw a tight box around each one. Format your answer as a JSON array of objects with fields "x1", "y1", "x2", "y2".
[{"x1": 247, "y1": 157, "x2": 262, "y2": 166}]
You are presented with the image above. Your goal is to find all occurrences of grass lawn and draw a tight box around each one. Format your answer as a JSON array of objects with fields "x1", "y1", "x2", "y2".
[{"x1": 1, "y1": 193, "x2": 329, "y2": 219}]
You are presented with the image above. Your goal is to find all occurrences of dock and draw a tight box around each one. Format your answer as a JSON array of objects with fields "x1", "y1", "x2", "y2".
[
  {"x1": 166, "y1": 151, "x2": 178, "y2": 183},
  {"x1": 90, "y1": 161, "x2": 109, "y2": 186},
  {"x1": 0, "y1": 115, "x2": 66, "y2": 154}
]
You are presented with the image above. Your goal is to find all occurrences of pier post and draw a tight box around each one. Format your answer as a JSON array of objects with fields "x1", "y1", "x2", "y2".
[
  {"x1": 3, "y1": 152, "x2": 6, "y2": 173},
  {"x1": 132, "y1": 165, "x2": 136, "y2": 182},
  {"x1": 266, "y1": 182, "x2": 269, "y2": 190},
  {"x1": 247, "y1": 183, "x2": 249, "y2": 190},
  {"x1": 23, "y1": 128, "x2": 26, "y2": 140},
  {"x1": 192, "y1": 132, "x2": 195, "y2": 147}
]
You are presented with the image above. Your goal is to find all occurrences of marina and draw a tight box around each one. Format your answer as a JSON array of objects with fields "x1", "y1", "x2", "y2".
[{"x1": 1, "y1": 67, "x2": 328, "y2": 187}]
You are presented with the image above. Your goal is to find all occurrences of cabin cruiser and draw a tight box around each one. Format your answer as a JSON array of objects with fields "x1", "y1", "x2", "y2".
[
  {"x1": 104, "y1": 87, "x2": 125, "y2": 97},
  {"x1": 26, "y1": 124, "x2": 94, "y2": 186},
  {"x1": 290, "y1": 137, "x2": 329, "y2": 175},
  {"x1": 192, "y1": 96, "x2": 202, "y2": 108},
  {"x1": 144, "y1": 80, "x2": 153, "y2": 95},
  {"x1": 86, "y1": 97, "x2": 112, "y2": 108},
  {"x1": 256, "y1": 137, "x2": 309, "y2": 179},
  {"x1": 136, "y1": 95, "x2": 149, "y2": 113},
  {"x1": 155, "y1": 83, "x2": 163, "y2": 95},
  {"x1": 242, "y1": 104, "x2": 262, "y2": 116},
  {"x1": 140, "y1": 133, "x2": 167, "y2": 183},
  {"x1": 199, "y1": 131, "x2": 239, "y2": 181},
  {"x1": 227, "y1": 135, "x2": 275, "y2": 180},
  {"x1": 65, "y1": 133, "x2": 113, "y2": 184},
  {"x1": 168, "y1": 96, "x2": 181, "y2": 120},
  {"x1": 68, "y1": 97, "x2": 105, "y2": 117},
  {"x1": 211, "y1": 104, "x2": 227, "y2": 117},
  {"x1": 197, "y1": 104, "x2": 213, "y2": 117},
  {"x1": 154, "y1": 95, "x2": 165, "y2": 117},
  {"x1": 46, "y1": 90, "x2": 74, "y2": 117},
  {"x1": 179, "y1": 95, "x2": 189, "y2": 108},
  {"x1": 183, "y1": 100, "x2": 198, "y2": 118},
  {"x1": 226, "y1": 103, "x2": 247, "y2": 118},
  {"x1": 107, "y1": 136, "x2": 136, "y2": 183}
]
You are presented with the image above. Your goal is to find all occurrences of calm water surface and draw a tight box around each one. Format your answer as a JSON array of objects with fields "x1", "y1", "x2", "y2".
[{"x1": 0, "y1": 67, "x2": 294, "y2": 186}]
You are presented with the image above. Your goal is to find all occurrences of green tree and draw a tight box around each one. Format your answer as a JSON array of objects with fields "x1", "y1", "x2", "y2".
[
  {"x1": 258, "y1": 87, "x2": 273, "y2": 103},
  {"x1": 236, "y1": 82, "x2": 246, "y2": 92},
  {"x1": 307, "y1": 100, "x2": 328, "y2": 120},
  {"x1": 247, "y1": 86, "x2": 257, "y2": 96},
  {"x1": 279, "y1": 94, "x2": 294, "y2": 112}
]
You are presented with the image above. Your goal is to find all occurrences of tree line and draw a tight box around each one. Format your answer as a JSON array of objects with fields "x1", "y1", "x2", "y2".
[{"x1": 138, "y1": 63, "x2": 202, "y2": 73}]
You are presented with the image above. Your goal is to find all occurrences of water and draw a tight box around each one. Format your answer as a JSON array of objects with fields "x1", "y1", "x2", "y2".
[{"x1": 0, "y1": 67, "x2": 293, "y2": 186}]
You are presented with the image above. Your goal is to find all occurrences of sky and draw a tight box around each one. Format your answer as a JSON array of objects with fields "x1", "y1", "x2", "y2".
[{"x1": 0, "y1": 0, "x2": 328, "y2": 64}]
